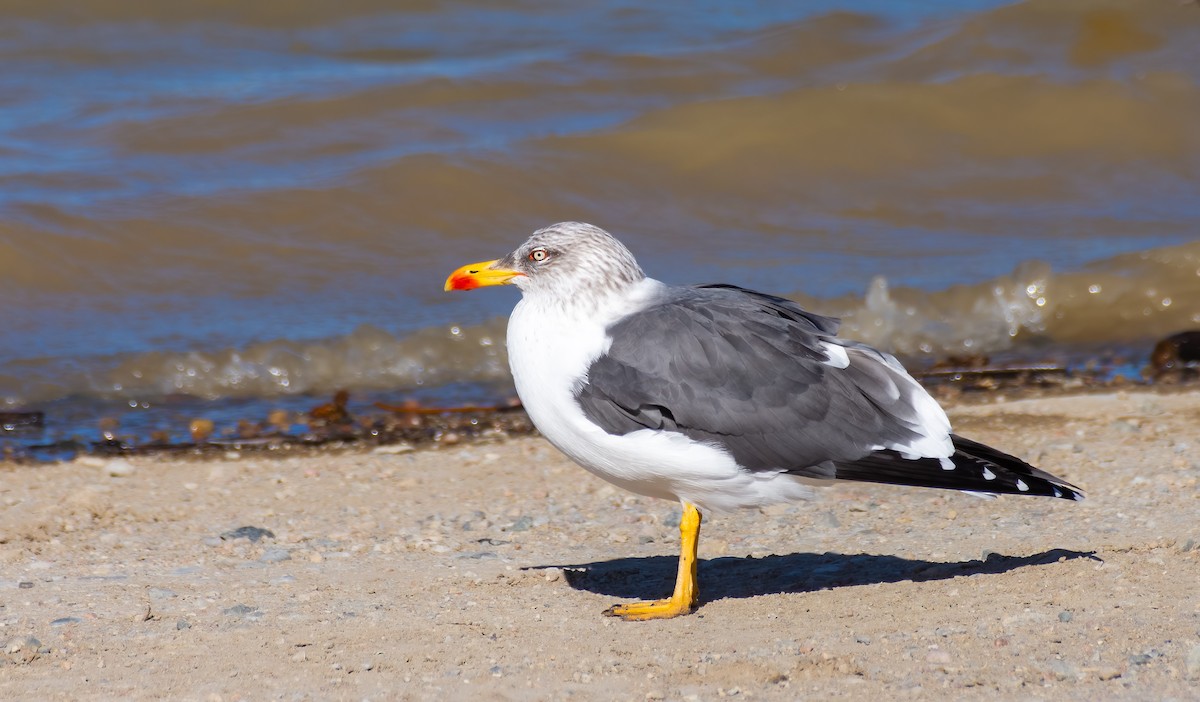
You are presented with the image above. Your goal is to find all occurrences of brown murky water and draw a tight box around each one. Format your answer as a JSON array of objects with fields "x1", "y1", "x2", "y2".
[{"x1": 1, "y1": 0, "x2": 1198, "y2": 451}]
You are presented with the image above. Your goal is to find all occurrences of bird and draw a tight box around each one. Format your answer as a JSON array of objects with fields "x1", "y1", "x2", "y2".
[{"x1": 444, "y1": 222, "x2": 1083, "y2": 621}]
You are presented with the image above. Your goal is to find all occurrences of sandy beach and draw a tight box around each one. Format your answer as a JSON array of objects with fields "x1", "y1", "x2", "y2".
[{"x1": 1, "y1": 388, "x2": 1198, "y2": 700}]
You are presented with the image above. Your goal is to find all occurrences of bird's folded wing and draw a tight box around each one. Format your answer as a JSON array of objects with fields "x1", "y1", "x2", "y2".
[{"x1": 574, "y1": 285, "x2": 946, "y2": 478}]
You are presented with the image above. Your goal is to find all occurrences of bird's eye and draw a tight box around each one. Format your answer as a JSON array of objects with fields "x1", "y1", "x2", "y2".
[{"x1": 528, "y1": 248, "x2": 549, "y2": 263}]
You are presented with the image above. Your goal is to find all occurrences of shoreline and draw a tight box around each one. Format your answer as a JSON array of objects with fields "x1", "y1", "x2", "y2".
[
  {"x1": 1, "y1": 389, "x2": 1198, "y2": 699},
  {"x1": 4, "y1": 367, "x2": 1198, "y2": 467}
]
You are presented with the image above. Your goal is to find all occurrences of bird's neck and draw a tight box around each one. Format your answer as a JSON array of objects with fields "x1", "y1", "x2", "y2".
[
  {"x1": 505, "y1": 276, "x2": 666, "y2": 404},
  {"x1": 528, "y1": 276, "x2": 663, "y2": 322}
]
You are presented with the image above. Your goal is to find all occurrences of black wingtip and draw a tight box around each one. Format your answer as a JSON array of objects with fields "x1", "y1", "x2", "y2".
[
  {"x1": 833, "y1": 435, "x2": 1084, "y2": 500},
  {"x1": 951, "y1": 434, "x2": 1084, "y2": 500}
]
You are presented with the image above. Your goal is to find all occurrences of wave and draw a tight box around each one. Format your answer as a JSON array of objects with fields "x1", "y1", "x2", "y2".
[
  {"x1": 3, "y1": 240, "x2": 1196, "y2": 408},
  {"x1": 805, "y1": 239, "x2": 1200, "y2": 357},
  {"x1": 0, "y1": 320, "x2": 511, "y2": 406}
]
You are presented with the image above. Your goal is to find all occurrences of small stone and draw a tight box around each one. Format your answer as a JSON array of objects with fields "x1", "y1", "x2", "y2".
[
  {"x1": 5, "y1": 636, "x2": 41, "y2": 654},
  {"x1": 190, "y1": 418, "x2": 214, "y2": 442},
  {"x1": 291, "y1": 650, "x2": 307, "y2": 662},
  {"x1": 507, "y1": 516, "x2": 534, "y2": 532},
  {"x1": 854, "y1": 635, "x2": 872, "y2": 645},
  {"x1": 1128, "y1": 653, "x2": 1153, "y2": 666},
  {"x1": 1096, "y1": 666, "x2": 1122, "y2": 681},
  {"x1": 149, "y1": 588, "x2": 178, "y2": 600},
  {"x1": 372, "y1": 443, "x2": 414, "y2": 454},
  {"x1": 267, "y1": 409, "x2": 291, "y2": 432},
  {"x1": 50, "y1": 617, "x2": 81, "y2": 627},
  {"x1": 259, "y1": 548, "x2": 291, "y2": 563},
  {"x1": 490, "y1": 665, "x2": 503, "y2": 677},
  {"x1": 1058, "y1": 610, "x2": 1073, "y2": 623},
  {"x1": 223, "y1": 604, "x2": 258, "y2": 618},
  {"x1": 176, "y1": 619, "x2": 192, "y2": 630},
  {"x1": 18, "y1": 581, "x2": 33, "y2": 589},
  {"x1": 925, "y1": 649, "x2": 952, "y2": 664},
  {"x1": 221, "y1": 526, "x2": 275, "y2": 543},
  {"x1": 360, "y1": 661, "x2": 374, "y2": 672},
  {"x1": 270, "y1": 575, "x2": 296, "y2": 585},
  {"x1": 103, "y1": 459, "x2": 135, "y2": 477}
]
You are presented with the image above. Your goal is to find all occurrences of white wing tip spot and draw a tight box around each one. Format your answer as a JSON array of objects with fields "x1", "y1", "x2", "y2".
[
  {"x1": 1052, "y1": 487, "x2": 1062, "y2": 498},
  {"x1": 939, "y1": 457, "x2": 954, "y2": 471},
  {"x1": 819, "y1": 342, "x2": 850, "y2": 369},
  {"x1": 981, "y1": 467, "x2": 996, "y2": 481},
  {"x1": 1015, "y1": 479, "x2": 1029, "y2": 492}
]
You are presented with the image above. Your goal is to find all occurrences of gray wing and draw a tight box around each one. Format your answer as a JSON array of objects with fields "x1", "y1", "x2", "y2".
[{"x1": 574, "y1": 284, "x2": 933, "y2": 478}]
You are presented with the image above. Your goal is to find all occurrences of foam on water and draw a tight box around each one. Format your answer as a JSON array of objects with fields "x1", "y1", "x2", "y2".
[{"x1": 3, "y1": 240, "x2": 1196, "y2": 412}]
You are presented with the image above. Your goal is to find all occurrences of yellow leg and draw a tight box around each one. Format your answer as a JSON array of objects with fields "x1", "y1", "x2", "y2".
[{"x1": 604, "y1": 502, "x2": 702, "y2": 621}]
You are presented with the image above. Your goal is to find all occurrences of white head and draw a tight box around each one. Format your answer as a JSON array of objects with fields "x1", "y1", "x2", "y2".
[{"x1": 445, "y1": 222, "x2": 645, "y2": 302}]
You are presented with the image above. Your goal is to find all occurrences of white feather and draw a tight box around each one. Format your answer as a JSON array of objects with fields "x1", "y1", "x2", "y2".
[
  {"x1": 819, "y1": 342, "x2": 850, "y2": 369},
  {"x1": 845, "y1": 347, "x2": 954, "y2": 463}
]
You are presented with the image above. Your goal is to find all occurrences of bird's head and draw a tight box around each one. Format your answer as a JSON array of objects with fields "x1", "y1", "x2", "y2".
[{"x1": 444, "y1": 222, "x2": 645, "y2": 299}]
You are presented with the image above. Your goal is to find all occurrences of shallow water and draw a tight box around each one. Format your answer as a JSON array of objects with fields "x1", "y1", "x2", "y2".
[{"x1": 2, "y1": 0, "x2": 1199, "y2": 451}]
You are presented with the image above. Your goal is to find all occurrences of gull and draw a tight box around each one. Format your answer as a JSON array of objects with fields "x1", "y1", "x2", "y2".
[{"x1": 445, "y1": 222, "x2": 1082, "y2": 620}]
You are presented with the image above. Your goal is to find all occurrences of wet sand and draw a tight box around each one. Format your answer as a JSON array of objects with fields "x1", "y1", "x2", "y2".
[{"x1": 2, "y1": 389, "x2": 1199, "y2": 700}]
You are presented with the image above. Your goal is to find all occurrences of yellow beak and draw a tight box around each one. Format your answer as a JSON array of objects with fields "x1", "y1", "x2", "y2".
[{"x1": 444, "y1": 259, "x2": 524, "y2": 291}]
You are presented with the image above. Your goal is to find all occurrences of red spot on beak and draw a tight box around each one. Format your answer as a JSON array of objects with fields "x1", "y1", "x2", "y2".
[{"x1": 447, "y1": 272, "x2": 480, "y2": 291}]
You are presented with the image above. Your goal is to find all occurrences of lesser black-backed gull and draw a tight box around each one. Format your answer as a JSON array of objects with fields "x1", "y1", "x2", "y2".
[{"x1": 445, "y1": 222, "x2": 1082, "y2": 621}]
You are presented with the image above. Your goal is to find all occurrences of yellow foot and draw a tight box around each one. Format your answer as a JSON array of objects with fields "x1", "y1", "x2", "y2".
[
  {"x1": 603, "y1": 502, "x2": 703, "y2": 621},
  {"x1": 603, "y1": 597, "x2": 694, "y2": 621}
]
